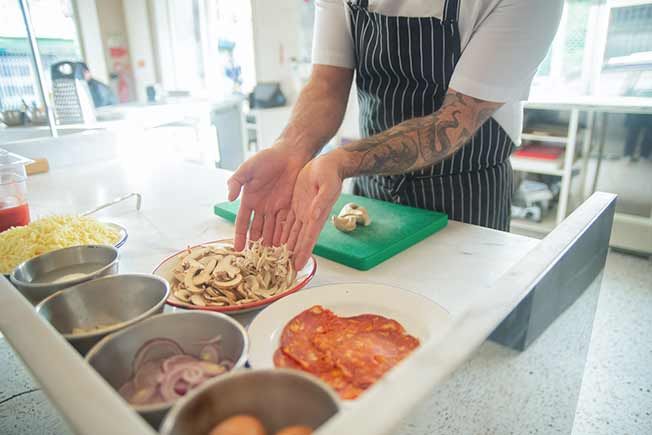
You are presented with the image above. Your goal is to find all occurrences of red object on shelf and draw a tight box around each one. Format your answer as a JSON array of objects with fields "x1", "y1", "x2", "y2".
[
  {"x1": 514, "y1": 144, "x2": 564, "y2": 160},
  {"x1": 0, "y1": 203, "x2": 30, "y2": 233}
]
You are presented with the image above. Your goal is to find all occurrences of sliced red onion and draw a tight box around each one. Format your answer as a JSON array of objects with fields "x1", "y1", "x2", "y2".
[
  {"x1": 132, "y1": 338, "x2": 184, "y2": 373},
  {"x1": 174, "y1": 380, "x2": 189, "y2": 396},
  {"x1": 118, "y1": 381, "x2": 135, "y2": 401},
  {"x1": 162, "y1": 355, "x2": 196, "y2": 373},
  {"x1": 181, "y1": 366, "x2": 204, "y2": 385},
  {"x1": 130, "y1": 386, "x2": 157, "y2": 405},
  {"x1": 198, "y1": 361, "x2": 226, "y2": 377},
  {"x1": 133, "y1": 360, "x2": 163, "y2": 390},
  {"x1": 120, "y1": 336, "x2": 233, "y2": 406},
  {"x1": 195, "y1": 335, "x2": 222, "y2": 345},
  {"x1": 199, "y1": 344, "x2": 219, "y2": 363},
  {"x1": 159, "y1": 365, "x2": 191, "y2": 402}
]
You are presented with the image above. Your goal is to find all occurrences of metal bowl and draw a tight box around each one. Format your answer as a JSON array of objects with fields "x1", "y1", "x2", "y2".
[
  {"x1": 10, "y1": 245, "x2": 119, "y2": 305},
  {"x1": 85, "y1": 311, "x2": 249, "y2": 429},
  {"x1": 35, "y1": 274, "x2": 169, "y2": 355},
  {"x1": 160, "y1": 369, "x2": 340, "y2": 435}
]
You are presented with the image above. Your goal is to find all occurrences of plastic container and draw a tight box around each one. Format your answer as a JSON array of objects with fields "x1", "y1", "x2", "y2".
[{"x1": 0, "y1": 149, "x2": 33, "y2": 233}]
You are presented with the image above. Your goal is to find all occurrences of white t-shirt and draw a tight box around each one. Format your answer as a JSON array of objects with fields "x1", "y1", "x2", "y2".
[{"x1": 312, "y1": 0, "x2": 563, "y2": 143}]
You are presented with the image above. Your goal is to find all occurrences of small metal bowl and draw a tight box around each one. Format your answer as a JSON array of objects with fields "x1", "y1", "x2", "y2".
[
  {"x1": 35, "y1": 274, "x2": 169, "y2": 355},
  {"x1": 160, "y1": 368, "x2": 341, "y2": 435},
  {"x1": 10, "y1": 245, "x2": 119, "y2": 305},
  {"x1": 85, "y1": 311, "x2": 249, "y2": 429}
]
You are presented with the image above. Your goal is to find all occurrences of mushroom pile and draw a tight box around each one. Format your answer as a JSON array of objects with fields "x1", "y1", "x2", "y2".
[
  {"x1": 332, "y1": 203, "x2": 371, "y2": 233},
  {"x1": 171, "y1": 241, "x2": 297, "y2": 307}
]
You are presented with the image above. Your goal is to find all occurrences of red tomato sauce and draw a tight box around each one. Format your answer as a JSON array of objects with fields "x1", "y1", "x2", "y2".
[{"x1": 0, "y1": 203, "x2": 30, "y2": 233}]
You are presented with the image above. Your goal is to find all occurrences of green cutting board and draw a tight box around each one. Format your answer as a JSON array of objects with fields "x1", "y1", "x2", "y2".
[{"x1": 214, "y1": 194, "x2": 447, "y2": 271}]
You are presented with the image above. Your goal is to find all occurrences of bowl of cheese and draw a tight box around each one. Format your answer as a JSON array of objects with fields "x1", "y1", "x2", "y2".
[{"x1": 0, "y1": 214, "x2": 126, "y2": 276}]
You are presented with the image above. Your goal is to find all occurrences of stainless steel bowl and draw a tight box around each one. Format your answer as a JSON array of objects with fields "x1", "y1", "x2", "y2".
[
  {"x1": 35, "y1": 274, "x2": 169, "y2": 355},
  {"x1": 160, "y1": 369, "x2": 340, "y2": 435},
  {"x1": 85, "y1": 311, "x2": 249, "y2": 429},
  {"x1": 10, "y1": 245, "x2": 119, "y2": 305}
]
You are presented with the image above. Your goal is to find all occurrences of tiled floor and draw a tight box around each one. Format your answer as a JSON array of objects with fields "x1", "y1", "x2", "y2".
[{"x1": 571, "y1": 251, "x2": 652, "y2": 435}]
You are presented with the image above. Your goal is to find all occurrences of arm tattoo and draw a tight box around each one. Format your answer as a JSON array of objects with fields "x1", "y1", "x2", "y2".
[{"x1": 339, "y1": 90, "x2": 502, "y2": 177}]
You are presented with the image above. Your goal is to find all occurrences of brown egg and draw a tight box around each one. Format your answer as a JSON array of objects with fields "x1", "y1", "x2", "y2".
[
  {"x1": 209, "y1": 414, "x2": 267, "y2": 435},
  {"x1": 274, "y1": 425, "x2": 313, "y2": 435}
]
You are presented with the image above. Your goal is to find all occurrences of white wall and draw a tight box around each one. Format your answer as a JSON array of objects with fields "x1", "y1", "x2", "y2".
[
  {"x1": 73, "y1": 0, "x2": 109, "y2": 83},
  {"x1": 251, "y1": 0, "x2": 301, "y2": 101},
  {"x1": 122, "y1": 0, "x2": 157, "y2": 102}
]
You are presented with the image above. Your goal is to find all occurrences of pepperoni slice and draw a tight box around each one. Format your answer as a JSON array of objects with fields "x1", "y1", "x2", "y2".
[
  {"x1": 273, "y1": 305, "x2": 420, "y2": 400},
  {"x1": 273, "y1": 348, "x2": 302, "y2": 369}
]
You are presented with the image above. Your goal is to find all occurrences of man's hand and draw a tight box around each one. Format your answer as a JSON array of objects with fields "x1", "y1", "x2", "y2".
[
  {"x1": 227, "y1": 145, "x2": 310, "y2": 251},
  {"x1": 281, "y1": 154, "x2": 344, "y2": 269}
]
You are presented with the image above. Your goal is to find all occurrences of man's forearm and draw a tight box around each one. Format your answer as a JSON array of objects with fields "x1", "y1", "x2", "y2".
[
  {"x1": 276, "y1": 66, "x2": 353, "y2": 161},
  {"x1": 331, "y1": 89, "x2": 502, "y2": 178}
]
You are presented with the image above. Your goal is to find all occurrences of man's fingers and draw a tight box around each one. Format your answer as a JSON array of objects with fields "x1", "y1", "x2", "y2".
[
  {"x1": 280, "y1": 210, "x2": 296, "y2": 245},
  {"x1": 286, "y1": 220, "x2": 303, "y2": 253},
  {"x1": 249, "y1": 210, "x2": 265, "y2": 242},
  {"x1": 261, "y1": 210, "x2": 277, "y2": 246},
  {"x1": 226, "y1": 178, "x2": 242, "y2": 202},
  {"x1": 272, "y1": 209, "x2": 289, "y2": 247},
  {"x1": 294, "y1": 209, "x2": 328, "y2": 270},
  {"x1": 234, "y1": 205, "x2": 253, "y2": 251}
]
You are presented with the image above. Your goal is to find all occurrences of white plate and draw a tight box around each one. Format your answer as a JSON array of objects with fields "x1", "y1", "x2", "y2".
[
  {"x1": 247, "y1": 282, "x2": 451, "y2": 369},
  {"x1": 153, "y1": 239, "x2": 317, "y2": 314}
]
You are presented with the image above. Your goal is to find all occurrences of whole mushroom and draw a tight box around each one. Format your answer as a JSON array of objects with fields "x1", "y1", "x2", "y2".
[{"x1": 332, "y1": 202, "x2": 371, "y2": 233}]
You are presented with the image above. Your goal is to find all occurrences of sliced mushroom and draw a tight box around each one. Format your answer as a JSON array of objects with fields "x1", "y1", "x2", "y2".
[
  {"x1": 210, "y1": 274, "x2": 242, "y2": 290},
  {"x1": 190, "y1": 294, "x2": 207, "y2": 307},
  {"x1": 183, "y1": 257, "x2": 205, "y2": 270},
  {"x1": 213, "y1": 255, "x2": 239, "y2": 278},
  {"x1": 199, "y1": 254, "x2": 221, "y2": 266},
  {"x1": 233, "y1": 282, "x2": 248, "y2": 299},
  {"x1": 244, "y1": 275, "x2": 259, "y2": 292},
  {"x1": 184, "y1": 269, "x2": 204, "y2": 293},
  {"x1": 193, "y1": 257, "x2": 218, "y2": 285},
  {"x1": 204, "y1": 294, "x2": 231, "y2": 305},
  {"x1": 332, "y1": 215, "x2": 357, "y2": 232},
  {"x1": 174, "y1": 289, "x2": 192, "y2": 302}
]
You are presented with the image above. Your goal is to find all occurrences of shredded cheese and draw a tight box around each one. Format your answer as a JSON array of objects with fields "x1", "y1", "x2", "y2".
[{"x1": 0, "y1": 215, "x2": 120, "y2": 274}]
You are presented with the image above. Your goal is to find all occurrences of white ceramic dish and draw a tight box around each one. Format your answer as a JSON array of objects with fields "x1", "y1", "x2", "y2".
[
  {"x1": 153, "y1": 239, "x2": 317, "y2": 314},
  {"x1": 247, "y1": 282, "x2": 451, "y2": 369}
]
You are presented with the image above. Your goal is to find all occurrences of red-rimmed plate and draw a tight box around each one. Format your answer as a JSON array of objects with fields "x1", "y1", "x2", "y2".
[{"x1": 153, "y1": 239, "x2": 317, "y2": 314}]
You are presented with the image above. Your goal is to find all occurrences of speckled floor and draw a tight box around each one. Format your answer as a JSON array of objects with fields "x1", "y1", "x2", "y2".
[
  {"x1": 571, "y1": 251, "x2": 652, "y2": 435},
  {"x1": 0, "y1": 250, "x2": 650, "y2": 434}
]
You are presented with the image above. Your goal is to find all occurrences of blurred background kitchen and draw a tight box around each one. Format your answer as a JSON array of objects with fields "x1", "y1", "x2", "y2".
[
  {"x1": 1, "y1": 0, "x2": 651, "y2": 253},
  {"x1": 0, "y1": 1, "x2": 650, "y2": 434}
]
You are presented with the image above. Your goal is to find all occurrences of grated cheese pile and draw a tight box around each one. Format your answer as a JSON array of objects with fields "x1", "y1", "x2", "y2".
[{"x1": 0, "y1": 215, "x2": 120, "y2": 274}]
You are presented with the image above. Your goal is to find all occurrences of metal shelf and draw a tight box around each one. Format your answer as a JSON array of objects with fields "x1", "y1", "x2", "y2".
[
  {"x1": 510, "y1": 156, "x2": 564, "y2": 176},
  {"x1": 521, "y1": 133, "x2": 568, "y2": 144}
]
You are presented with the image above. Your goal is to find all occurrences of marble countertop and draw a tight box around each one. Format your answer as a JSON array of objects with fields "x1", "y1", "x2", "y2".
[{"x1": 2, "y1": 154, "x2": 548, "y2": 434}]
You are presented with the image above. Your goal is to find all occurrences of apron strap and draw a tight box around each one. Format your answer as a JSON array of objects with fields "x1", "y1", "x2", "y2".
[
  {"x1": 357, "y1": 0, "x2": 369, "y2": 9},
  {"x1": 442, "y1": 0, "x2": 461, "y2": 23}
]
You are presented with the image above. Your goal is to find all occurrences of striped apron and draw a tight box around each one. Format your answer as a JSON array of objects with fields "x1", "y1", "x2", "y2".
[{"x1": 349, "y1": 0, "x2": 514, "y2": 231}]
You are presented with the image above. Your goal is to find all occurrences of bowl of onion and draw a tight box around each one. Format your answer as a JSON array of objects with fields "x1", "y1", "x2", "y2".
[
  {"x1": 160, "y1": 369, "x2": 341, "y2": 435},
  {"x1": 85, "y1": 311, "x2": 248, "y2": 429}
]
